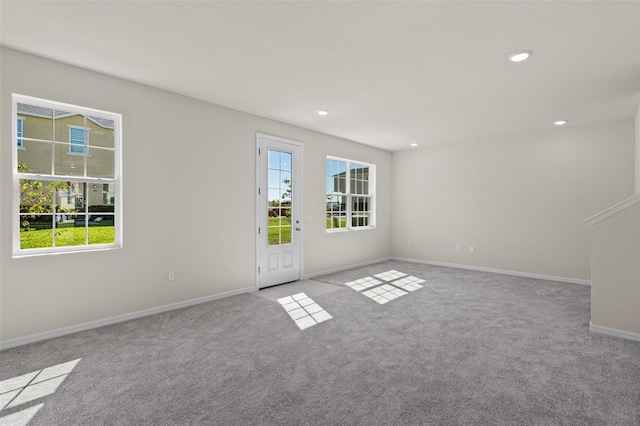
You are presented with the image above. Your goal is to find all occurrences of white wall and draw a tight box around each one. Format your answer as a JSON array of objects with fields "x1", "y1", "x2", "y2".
[
  {"x1": 391, "y1": 121, "x2": 635, "y2": 281},
  {"x1": 588, "y1": 197, "x2": 640, "y2": 336},
  {"x1": 0, "y1": 48, "x2": 392, "y2": 342},
  {"x1": 635, "y1": 104, "x2": 640, "y2": 194}
]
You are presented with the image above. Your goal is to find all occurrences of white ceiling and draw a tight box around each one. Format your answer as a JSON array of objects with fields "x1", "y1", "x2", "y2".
[{"x1": 1, "y1": 1, "x2": 639, "y2": 151}]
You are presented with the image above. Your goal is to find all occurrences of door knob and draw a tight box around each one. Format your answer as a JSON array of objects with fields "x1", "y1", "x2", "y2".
[{"x1": 296, "y1": 227, "x2": 301, "y2": 231}]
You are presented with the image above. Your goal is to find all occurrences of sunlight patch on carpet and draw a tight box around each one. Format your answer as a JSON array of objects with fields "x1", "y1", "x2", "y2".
[
  {"x1": 0, "y1": 359, "x2": 81, "y2": 426},
  {"x1": 346, "y1": 271, "x2": 425, "y2": 304},
  {"x1": 277, "y1": 293, "x2": 333, "y2": 330}
]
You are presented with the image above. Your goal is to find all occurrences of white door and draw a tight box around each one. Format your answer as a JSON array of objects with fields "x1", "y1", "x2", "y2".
[{"x1": 257, "y1": 133, "x2": 303, "y2": 288}]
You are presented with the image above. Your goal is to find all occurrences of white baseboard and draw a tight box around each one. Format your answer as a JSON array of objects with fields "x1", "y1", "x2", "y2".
[
  {"x1": 303, "y1": 257, "x2": 392, "y2": 280},
  {"x1": 589, "y1": 322, "x2": 640, "y2": 342},
  {"x1": 391, "y1": 256, "x2": 591, "y2": 286},
  {"x1": 0, "y1": 286, "x2": 255, "y2": 350}
]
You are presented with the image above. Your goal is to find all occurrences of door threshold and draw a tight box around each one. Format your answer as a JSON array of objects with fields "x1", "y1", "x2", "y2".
[{"x1": 259, "y1": 280, "x2": 300, "y2": 290}]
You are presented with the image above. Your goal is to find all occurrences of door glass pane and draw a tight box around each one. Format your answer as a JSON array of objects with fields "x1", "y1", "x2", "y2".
[
  {"x1": 268, "y1": 150, "x2": 280, "y2": 169},
  {"x1": 267, "y1": 149, "x2": 293, "y2": 246},
  {"x1": 281, "y1": 152, "x2": 292, "y2": 171},
  {"x1": 268, "y1": 170, "x2": 280, "y2": 189}
]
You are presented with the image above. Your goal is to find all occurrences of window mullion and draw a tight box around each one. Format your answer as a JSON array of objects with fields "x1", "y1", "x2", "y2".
[
  {"x1": 83, "y1": 115, "x2": 88, "y2": 177},
  {"x1": 16, "y1": 173, "x2": 116, "y2": 184},
  {"x1": 51, "y1": 108, "x2": 56, "y2": 176}
]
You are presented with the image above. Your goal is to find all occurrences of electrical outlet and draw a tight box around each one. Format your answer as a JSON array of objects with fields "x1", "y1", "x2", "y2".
[
  {"x1": 456, "y1": 245, "x2": 460, "y2": 251},
  {"x1": 168, "y1": 271, "x2": 175, "y2": 281},
  {"x1": 469, "y1": 246, "x2": 474, "y2": 253}
]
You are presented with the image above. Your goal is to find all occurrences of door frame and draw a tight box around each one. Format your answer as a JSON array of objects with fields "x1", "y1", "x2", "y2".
[{"x1": 255, "y1": 132, "x2": 304, "y2": 290}]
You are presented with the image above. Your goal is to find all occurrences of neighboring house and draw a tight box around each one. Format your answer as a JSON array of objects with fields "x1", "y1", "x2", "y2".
[{"x1": 17, "y1": 104, "x2": 116, "y2": 211}]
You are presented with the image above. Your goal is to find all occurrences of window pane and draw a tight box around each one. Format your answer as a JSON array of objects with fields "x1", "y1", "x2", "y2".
[
  {"x1": 18, "y1": 103, "x2": 53, "y2": 141},
  {"x1": 89, "y1": 223, "x2": 115, "y2": 245},
  {"x1": 88, "y1": 116, "x2": 115, "y2": 149},
  {"x1": 352, "y1": 215, "x2": 369, "y2": 227},
  {"x1": 326, "y1": 195, "x2": 345, "y2": 213},
  {"x1": 326, "y1": 213, "x2": 347, "y2": 229},
  {"x1": 19, "y1": 179, "x2": 56, "y2": 214},
  {"x1": 87, "y1": 147, "x2": 115, "y2": 178},
  {"x1": 89, "y1": 186, "x2": 115, "y2": 211},
  {"x1": 326, "y1": 159, "x2": 347, "y2": 194},
  {"x1": 54, "y1": 109, "x2": 75, "y2": 143},
  {"x1": 20, "y1": 215, "x2": 53, "y2": 249},
  {"x1": 18, "y1": 140, "x2": 52, "y2": 174},
  {"x1": 338, "y1": 177, "x2": 347, "y2": 193},
  {"x1": 326, "y1": 194, "x2": 347, "y2": 230},
  {"x1": 352, "y1": 195, "x2": 371, "y2": 228},
  {"x1": 87, "y1": 191, "x2": 115, "y2": 246},
  {"x1": 56, "y1": 223, "x2": 87, "y2": 247},
  {"x1": 87, "y1": 189, "x2": 115, "y2": 244},
  {"x1": 64, "y1": 182, "x2": 86, "y2": 211},
  {"x1": 54, "y1": 142, "x2": 84, "y2": 176},
  {"x1": 102, "y1": 183, "x2": 116, "y2": 205},
  {"x1": 352, "y1": 196, "x2": 370, "y2": 213}
]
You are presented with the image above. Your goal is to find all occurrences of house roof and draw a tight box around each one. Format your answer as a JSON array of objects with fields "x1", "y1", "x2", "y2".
[{"x1": 17, "y1": 104, "x2": 114, "y2": 129}]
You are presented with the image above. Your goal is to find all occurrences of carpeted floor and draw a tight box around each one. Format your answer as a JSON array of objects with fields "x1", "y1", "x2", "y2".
[{"x1": 1, "y1": 260, "x2": 639, "y2": 425}]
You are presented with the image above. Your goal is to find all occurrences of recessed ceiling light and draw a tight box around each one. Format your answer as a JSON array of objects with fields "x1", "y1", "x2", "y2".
[
  {"x1": 410, "y1": 143, "x2": 419, "y2": 147},
  {"x1": 554, "y1": 120, "x2": 567, "y2": 126},
  {"x1": 508, "y1": 50, "x2": 532, "y2": 62},
  {"x1": 317, "y1": 110, "x2": 329, "y2": 116}
]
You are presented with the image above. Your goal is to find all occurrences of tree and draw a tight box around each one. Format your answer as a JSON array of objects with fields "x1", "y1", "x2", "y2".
[{"x1": 18, "y1": 163, "x2": 73, "y2": 231}]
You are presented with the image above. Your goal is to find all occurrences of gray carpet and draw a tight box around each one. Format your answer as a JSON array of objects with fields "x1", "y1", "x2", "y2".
[{"x1": 1, "y1": 260, "x2": 639, "y2": 425}]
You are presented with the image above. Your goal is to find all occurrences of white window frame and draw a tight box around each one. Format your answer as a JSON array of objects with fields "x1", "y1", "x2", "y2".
[
  {"x1": 326, "y1": 155, "x2": 376, "y2": 232},
  {"x1": 12, "y1": 94, "x2": 123, "y2": 257}
]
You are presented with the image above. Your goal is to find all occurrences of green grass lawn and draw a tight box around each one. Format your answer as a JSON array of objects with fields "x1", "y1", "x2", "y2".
[
  {"x1": 20, "y1": 226, "x2": 115, "y2": 249},
  {"x1": 326, "y1": 217, "x2": 347, "y2": 229},
  {"x1": 268, "y1": 216, "x2": 291, "y2": 245}
]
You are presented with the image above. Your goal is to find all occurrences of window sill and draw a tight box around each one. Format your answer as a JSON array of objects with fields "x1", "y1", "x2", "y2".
[
  {"x1": 13, "y1": 244, "x2": 121, "y2": 258},
  {"x1": 326, "y1": 226, "x2": 375, "y2": 233},
  {"x1": 326, "y1": 228, "x2": 350, "y2": 233}
]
